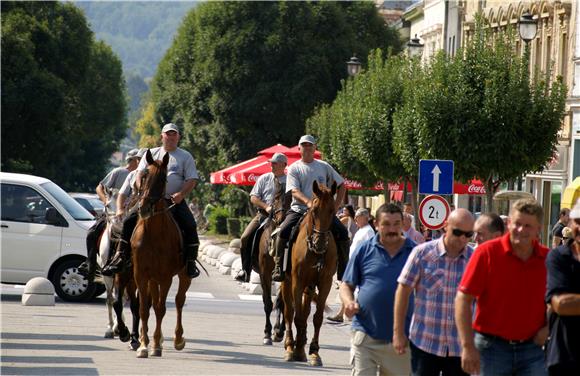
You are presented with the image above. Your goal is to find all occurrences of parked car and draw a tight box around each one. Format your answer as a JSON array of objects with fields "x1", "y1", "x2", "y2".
[
  {"x1": 1, "y1": 172, "x2": 104, "y2": 302},
  {"x1": 69, "y1": 192, "x2": 105, "y2": 218}
]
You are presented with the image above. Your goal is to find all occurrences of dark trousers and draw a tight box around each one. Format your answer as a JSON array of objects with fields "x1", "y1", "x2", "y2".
[
  {"x1": 86, "y1": 214, "x2": 107, "y2": 258},
  {"x1": 239, "y1": 212, "x2": 267, "y2": 275},
  {"x1": 410, "y1": 341, "x2": 468, "y2": 376},
  {"x1": 278, "y1": 210, "x2": 349, "y2": 241},
  {"x1": 120, "y1": 200, "x2": 198, "y2": 247}
]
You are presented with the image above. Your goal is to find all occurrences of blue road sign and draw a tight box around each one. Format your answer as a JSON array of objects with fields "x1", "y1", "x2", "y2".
[{"x1": 419, "y1": 159, "x2": 454, "y2": 195}]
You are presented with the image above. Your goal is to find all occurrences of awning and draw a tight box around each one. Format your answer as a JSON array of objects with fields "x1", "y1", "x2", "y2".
[
  {"x1": 209, "y1": 156, "x2": 269, "y2": 184},
  {"x1": 561, "y1": 177, "x2": 580, "y2": 209}
]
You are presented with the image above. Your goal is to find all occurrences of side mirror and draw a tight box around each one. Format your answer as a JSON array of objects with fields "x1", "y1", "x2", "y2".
[{"x1": 45, "y1": 207, "x2": 68, "y2": 227}]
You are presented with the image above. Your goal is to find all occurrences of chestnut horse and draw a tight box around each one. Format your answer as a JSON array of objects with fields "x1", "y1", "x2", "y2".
[
  {"x1": 281, "y1": 181, "x2": 337, "y2": 366},
  {"x1": 132, "y1": 150, "x2": 192, "y2": 358},
  {"x1": 256, "y1": 177, "x2": 289, "y2": 345}
]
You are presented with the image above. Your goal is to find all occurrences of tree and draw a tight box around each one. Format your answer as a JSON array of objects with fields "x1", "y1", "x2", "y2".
[
  {"x1": 1, "y1": 2, "x2": 127, "y2": 190},
  {"x1": 140, "y1": 1, "x2": 401, "y2": 177}
]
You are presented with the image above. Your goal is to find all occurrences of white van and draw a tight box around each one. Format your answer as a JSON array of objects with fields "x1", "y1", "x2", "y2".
[{"x1": 1, "y1": 172, "x2": 103, "y2": 302}]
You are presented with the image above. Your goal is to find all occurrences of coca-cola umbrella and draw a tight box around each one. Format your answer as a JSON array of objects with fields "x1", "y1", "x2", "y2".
[{"x1": 209, "y1": 156, "x2": 269, "y2": 184}]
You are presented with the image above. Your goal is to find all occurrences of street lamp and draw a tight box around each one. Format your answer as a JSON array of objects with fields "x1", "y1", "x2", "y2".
[
  {"x1": 346, "y1": 55, "x2": 362, "y2": 77},
  {"x1": 518, "y1": 11, "x2": 537, "y2": 44},
  {"x1": 406, "y1": 34, "x2": 424, "y2": 59}
]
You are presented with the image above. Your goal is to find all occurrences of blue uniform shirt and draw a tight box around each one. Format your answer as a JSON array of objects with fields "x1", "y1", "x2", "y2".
[{"x1": 342, "y1": 234, "x2": 415, "y2": 342}]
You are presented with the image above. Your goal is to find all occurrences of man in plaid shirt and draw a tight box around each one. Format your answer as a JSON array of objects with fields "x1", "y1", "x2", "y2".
[{"x1": 393, "y1": 208, "x2": 475, "y2": 376}]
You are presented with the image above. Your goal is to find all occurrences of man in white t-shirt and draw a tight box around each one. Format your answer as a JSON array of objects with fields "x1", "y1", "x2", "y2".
[
  {"x1": 235, "y1": 153, "x2": 288, "y2": 282},
  {"x1": 271, "y1": 135, "x2": 350, "y2": 282}
]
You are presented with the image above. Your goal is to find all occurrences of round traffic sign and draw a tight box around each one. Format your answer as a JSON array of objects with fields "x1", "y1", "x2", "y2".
[{"x1": 418, "y1": 195, "x2": 450, "y2": 230}]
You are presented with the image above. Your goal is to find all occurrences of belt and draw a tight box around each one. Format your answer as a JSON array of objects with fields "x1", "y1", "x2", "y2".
[{"x1": 478, "y1": 332, "x2": 533, "y2": 345}]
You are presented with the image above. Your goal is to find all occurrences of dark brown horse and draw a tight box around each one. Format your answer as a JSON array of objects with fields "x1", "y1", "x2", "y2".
[
  {"x1": 256, "y1": 178, "x2": 289, "y2": 345},
  {"x1": 132, "y1": 150, "x2": 192, "y2": 358},
  {"x1": 281, "y1": 181, "x2": 338, "y2": 366}
]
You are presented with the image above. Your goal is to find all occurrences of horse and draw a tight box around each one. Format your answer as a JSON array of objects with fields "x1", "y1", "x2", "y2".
[
  {"x1": 96, "y1": 207, "x2": 140, "y2": 350},
  {"x1": 132, "y1": 150, "x2": 192, "y2": 358},
  {"x1": 255, "y1": 177, "x2": 289, "y2": 345},
  {"x1": 281, "y1": 181, "x2": 338, "y2": 366}
]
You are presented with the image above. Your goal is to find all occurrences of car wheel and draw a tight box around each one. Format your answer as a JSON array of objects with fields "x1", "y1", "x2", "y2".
[{"x1": 51, "y1": 259, "x2": 96, "y2": 302}]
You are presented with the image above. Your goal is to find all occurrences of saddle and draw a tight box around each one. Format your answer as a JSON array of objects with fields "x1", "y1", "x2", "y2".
[
  {"x1": 281, "y1": 212, "x2": 309, "y2": 274},
  {"x1": 250, "y1": 215, "x2": 271, "y2": 273}
]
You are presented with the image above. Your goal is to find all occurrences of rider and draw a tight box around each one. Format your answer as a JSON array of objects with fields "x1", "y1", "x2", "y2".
[
  {"x1": 102, "y1": 123, "x2": 201, "y2": 278},
  {"x1": 78, "y1": 148, "x2": 141, "y2": 281},
  {"x1": 271, "y1": 135, "x2": 350, "y2": 282},
  {"x1": 235, "y1": 152, "x2": 288, "y2": 283}
]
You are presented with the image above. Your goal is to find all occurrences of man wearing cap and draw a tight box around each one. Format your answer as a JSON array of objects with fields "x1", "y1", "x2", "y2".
[
  {"x1": 78, "y1": 148, "x2": 141, "y2": 281},
  {"x1": 271, "y1": 134, "x2": 350, "y2": 282},
  {"x1": 103, "y1": 123, "x2": 202, "y2": 278},
  {"x1": 455, "y1": 199, "x2": 549, "y2": 375},
  {"x1": 235, "y1": 152, "x2": 288, "y2": 283},
  {"x1": 544, "y1": 201, "x2": 580, "y2": 375},
  {"x1": 115, "y1": 148, "x2": 148, "y2": 216}
]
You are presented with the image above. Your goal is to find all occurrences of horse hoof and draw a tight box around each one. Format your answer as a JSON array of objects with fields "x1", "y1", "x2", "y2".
[
  {"x1": 174, "y1": 338, "x2": 186, "y2": 351},
  {"x1": 129, "y1": 340, "x2": 140, "y2": 351},
  {"x1": 149, "y1": 348, "x2": 162, "y2": 357},
  {"x1": 119, "y1": 332, "x2": 130, "y2": 343},
  {"x1": 263, "y1": 337, "x2": 272, "y2": 346},
  {"x1": 273, "y1": 334, "x2": 283, "y2": 343},
  {"x1": 104, "y1": 330, "x2": 114, "y2": 339},
  {"x1": 309, "y1": 354, "x2": 323, "y2": 367},
  {"x1": 136, "y1": 348, "x2": 148, "y2": 358},
  {"x1": 284, "y1": 351, "x2": 294, "y2": 362},
  {"x1": 294, "y1": 352, "x2": 307, "y2": 362}
]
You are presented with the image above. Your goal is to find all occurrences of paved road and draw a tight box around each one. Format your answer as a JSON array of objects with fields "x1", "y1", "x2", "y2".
[{"x1": 0, "y1": 241, "x2": 353, "y2": 375}]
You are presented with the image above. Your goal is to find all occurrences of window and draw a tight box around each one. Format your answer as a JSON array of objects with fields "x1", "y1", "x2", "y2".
[{"x1": 1, "y1": 184, "x2": 55, "y2": 224}]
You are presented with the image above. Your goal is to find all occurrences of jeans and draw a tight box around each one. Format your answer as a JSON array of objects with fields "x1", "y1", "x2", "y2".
[
  {"x1": 475, "y1": 332, "x2": 547, "y2": 376},
  {"x1": 410, "y1": 341, "x2": 467, "y2": 376}
]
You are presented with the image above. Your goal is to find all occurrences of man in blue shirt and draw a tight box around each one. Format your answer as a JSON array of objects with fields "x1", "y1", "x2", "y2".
[{"x1": 340, "y1": 203, "x2": 415, "y2": 376}]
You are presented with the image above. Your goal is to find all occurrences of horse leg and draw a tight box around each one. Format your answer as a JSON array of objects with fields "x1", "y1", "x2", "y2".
[
  {"x1": 136, "y1": 274, "x2": 151, "y2": 358},
  {"x1": 113, "y1": 276, "x2": 130, "y2": 343},
  {"x1": 308, "y1": 280, "x2": 332, "y2": 367},
  {"x1": 281, "y1": 281, "x2": 295, "y2": 361},
  {"x1": 291, "y1": 277, "x2": 308, "y2": 362},
  {"x1": 104, "y1": 276, "x2": 115, "y2": 339},
  {"x1": 174, "y1": 272, "x2": 191, "y2": 351},
  {"x1": 273, "y1": 289, "x2": 285, "y2": 342},
  {"x1": 150, "y1": 280, "x2": 168, "y2": 357},
  {"x1": 128, "y1": 278, "x2": 141, "y2": 351},
  {"x1": 261, "y1": 272, "x2": 274, "y2": 345}
]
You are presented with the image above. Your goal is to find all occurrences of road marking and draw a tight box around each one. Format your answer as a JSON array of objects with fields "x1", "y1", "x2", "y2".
[{"x1": 185, "y1": 291, "x2": 214, "y2": 299}]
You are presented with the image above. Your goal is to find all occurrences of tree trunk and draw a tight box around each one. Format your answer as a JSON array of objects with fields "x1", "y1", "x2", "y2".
[
  {"x1": 410, "y1": 178, "x2": 420, "y2": 231},
  {"x1": 384, "y1": 186, "x2": 391, "y2": 204},
  {"x1": 485, "y1": 180, "x2": 495, "y2": 213}
]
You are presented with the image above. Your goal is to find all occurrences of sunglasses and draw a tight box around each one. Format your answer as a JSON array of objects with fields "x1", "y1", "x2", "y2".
[{"x1": 452, "y1": 228, "x2": 474, "y2": 238}]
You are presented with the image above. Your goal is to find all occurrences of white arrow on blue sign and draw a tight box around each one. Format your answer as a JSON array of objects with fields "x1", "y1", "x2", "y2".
[{"x1": 418, "y1": 159, "x2": 454, "y2": 195}]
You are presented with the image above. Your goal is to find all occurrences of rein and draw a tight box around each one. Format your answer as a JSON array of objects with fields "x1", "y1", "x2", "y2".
[
  {"x1": 306, "y1": 209, "x2": 332, "y2": 255},
  {"x1": 138, "y1": 194, "x2": 176, "y2": 220}
]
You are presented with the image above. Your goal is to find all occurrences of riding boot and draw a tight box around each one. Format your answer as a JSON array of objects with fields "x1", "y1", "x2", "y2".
[
  {"x1": 77, "y1": 247, "x2": 97, "y2": 282},
  {"x1": 102, "y1": 239, "x2": 130, "y2": 276},
  {"x1": 271, "y1": 236, "x2": 287, "y2": 282},
  {"x1": 336, "y1": 240, "x2": 350, "y2": 281},
  {"x1": 185, "y1": 244, "x2": 200, "y2": 279}
]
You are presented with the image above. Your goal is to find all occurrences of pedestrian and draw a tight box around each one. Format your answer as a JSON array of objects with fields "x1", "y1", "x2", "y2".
[
  {"x1": 103, "y1": 123, "x2": 201, "y2": 278},
  {"x1": 78, "y1": 148, "x2": 141, "y2": 281},
  {"x1": 271, "y1": 135, "x2": 349, "y2": 282},
  {"x1": 455, "y1": 198, "x2": 549, "y2": 376},
  {"x1": 403, "y1": 202, "x2": 416, "y2": 229},
  {"x1": 393, "y1": 208, "x2": 475, "y2": 376},
  {"x1": 473, "y1": 212, "x2": 504, "y2": 246},
  {"x1": 327, "y1": 207, "x2": 376, "y2": 323},
  {"x1": 551, "y1": 208, "x2": 570, "y2": 248},
  {"x1": 545, "y1": 200, "x2": 580, "y2": 376},
  {"x1": 403, "y1": 212, "x2": 425, "y2": 244},
  {"x1": 340, "y1": 203, "x2": 415, "y2": 376},
  {"x1": 340, "y1": 204, "x2": 358, "y2": 240},
  {"x1": 235, "y1": 152, "x2": 287, "y2": 282}
]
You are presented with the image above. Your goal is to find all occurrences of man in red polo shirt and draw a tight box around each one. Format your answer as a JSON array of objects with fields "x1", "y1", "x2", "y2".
[{"x1": 455, "y1": 198, "x2": 549, "y2": 376}]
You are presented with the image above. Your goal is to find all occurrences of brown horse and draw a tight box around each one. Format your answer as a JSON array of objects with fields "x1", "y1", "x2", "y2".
[
  {"x1": 256, "y1": 177, "x2": 290, "y2": 345},
  {"x1": 281, "y1": 181, "x2": 337, "y2": 366},
  {"x1": 132, "y1": 150, "x2": 192, "y2": 358}
]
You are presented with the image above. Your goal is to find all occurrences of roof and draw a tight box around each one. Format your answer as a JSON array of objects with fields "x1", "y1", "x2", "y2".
[{"x1": 0, "y1": 172, "x2": 51, "y2": 185}]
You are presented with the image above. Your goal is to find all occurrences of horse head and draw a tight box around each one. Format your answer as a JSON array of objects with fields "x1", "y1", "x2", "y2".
[
  {"x1": 138, "y1": 150, "x2": 169, "y2": 219},
  {"x1": 307, "y1": 181, "x2": 337, "y2": 254},
  {"x1": 271, "y1": 177, "x2": 290, "y2": 226}
]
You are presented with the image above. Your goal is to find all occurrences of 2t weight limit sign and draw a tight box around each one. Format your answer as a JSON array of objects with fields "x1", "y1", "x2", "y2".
[{"x1": 419, "y1": 195, "x2": 450, "y2": 230}]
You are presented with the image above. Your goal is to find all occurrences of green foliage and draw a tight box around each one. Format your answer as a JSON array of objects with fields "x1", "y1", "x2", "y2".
[
  {"x1": 226, "y1": 218, "x2": 242, "y2": 237},
  {"x1": 220, "y1": 185, "x2": 251, "y2": 217},
  {"x1": 1, "y1": 2, "x2": 127, "y2": 191},
  {"x1": 143, "y1": 1, "x2": 401, "y2": 178},
  {"x1": 208, "y1": 206, "x2": 230, "y2": 235}
]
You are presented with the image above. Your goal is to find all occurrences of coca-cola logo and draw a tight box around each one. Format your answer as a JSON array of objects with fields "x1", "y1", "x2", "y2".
[
  {"x1": 468, "y1": 184, "x2": 486, "y2": 194},
  {"x1": 248, "y1": 174, "x2": 258, "y2": 182}
]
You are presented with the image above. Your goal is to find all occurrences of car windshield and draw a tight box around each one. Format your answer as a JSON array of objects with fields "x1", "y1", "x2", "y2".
[
  {"x1": 41, "y1": 182, "x2": 94, "y2": 221},
  {"x1": 87, "y1": 197, "x2": 105, "y2": 209}
]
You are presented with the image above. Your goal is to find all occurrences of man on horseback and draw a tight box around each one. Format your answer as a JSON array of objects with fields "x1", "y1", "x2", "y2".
[
  {"x1": 78, "y1": 148, "x2": 142, "y2": 281},
  {"x1": 102, "y1": 123, "x2": 201, "y2": 278},
  {"x1": 235, "y1": 152, "x2": 288, "y2": 283},
  {"x1": 271, "y1": 134, "x2": 349, "y2": 282}
]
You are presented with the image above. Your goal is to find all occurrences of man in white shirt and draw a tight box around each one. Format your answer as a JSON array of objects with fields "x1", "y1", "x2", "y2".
[{"x1": 402, "y1": 213, "x2": 425, "y2": 244}]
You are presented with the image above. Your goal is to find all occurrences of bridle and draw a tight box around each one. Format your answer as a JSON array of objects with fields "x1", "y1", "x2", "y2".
[
  {"x1": 137, "y1": 166, "x2": 174, "y2": 220},
  {"x1": 306, "y1": 205, "x2": 332, "y2": 255}
]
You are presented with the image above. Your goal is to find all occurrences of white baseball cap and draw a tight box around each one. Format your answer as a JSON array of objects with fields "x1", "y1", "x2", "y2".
[
  {"x1": 298, "y1": 135, "x2": 316, "y2": 145},
  {"x1": 268, "y1": 152, "x2": 287, "y2": 164},
  {"x1": 125, "y1": 148, "x2": 140, "y2": 161},
  {"x1": 161, "y1": 123, "x2": 180, "y2": 134}
]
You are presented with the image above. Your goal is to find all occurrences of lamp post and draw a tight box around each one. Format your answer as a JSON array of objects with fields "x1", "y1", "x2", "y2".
[
  {"x1": 346, "y1": 55, "x2": 362, "y2": 77},
  {"x1": 406, "y1": 34, "x2": 424, "y2": 59},
  {"x1": 518, "y1": 11, "x2": 538, "y2": 44}
]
